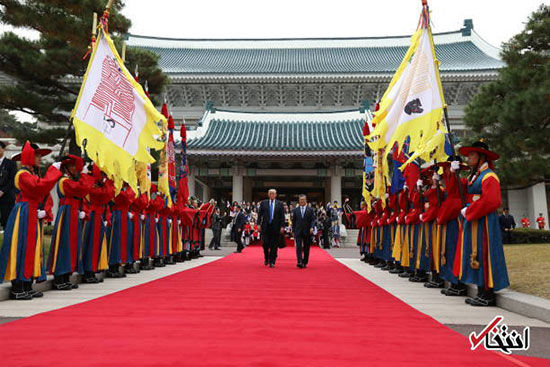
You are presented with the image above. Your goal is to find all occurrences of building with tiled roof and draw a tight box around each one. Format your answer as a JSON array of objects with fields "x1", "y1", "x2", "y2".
[{"x1": 126, "y1": 19, "x2": 505, "y2": 205}]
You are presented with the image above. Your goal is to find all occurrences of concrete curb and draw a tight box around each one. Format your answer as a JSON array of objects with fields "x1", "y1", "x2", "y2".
[
  {"x1": 455, "y1": 282, "x2": 550, "y2": 324},
  {"x1": 496, "y1": 289, "x2": 550, "y2": 324}
]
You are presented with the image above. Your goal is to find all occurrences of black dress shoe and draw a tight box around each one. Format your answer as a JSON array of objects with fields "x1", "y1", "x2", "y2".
[
  {"x1": 297, "y1": 263, "x2": 303, "y2": 268},
  {"x1": 269, "y1": 264, "x2": 275, "y2": 268},
  {"x1": 302, "y1": 263, "x2": 307, "y2": 268},
  {"x1": 441, "y1": 287, "x2": 467, "y2": 296},
  {"x1": 389, "y1": 267, "x2": 404, "y2": 274},
  {"x1": 264, "y1": 261, "x2": 268, "y2": 266},
  {"x1": 398, "y1": 271, "x2": 413, "y2": 278},
  {"x1": 468, "y1": 296, "x2": 496, "y2": 307},
  {"x1": 9, "y1": 291, "x2": 32, "y2": 300},
  {"x1": 82, "y1": 276, "x2": 100, "y2": 284},
  {"x1": 53, "y1": 283, "x2": 72, "y2": 291},
  {"x1": 424, "y1": 281, "x2": 444, "y2": 288},
  {"x1": 409, "y1": 275, "x2": 428, "y2": 283},
  {"x1": 28, "y1": 290, "x2": 43, "y2": 298}
]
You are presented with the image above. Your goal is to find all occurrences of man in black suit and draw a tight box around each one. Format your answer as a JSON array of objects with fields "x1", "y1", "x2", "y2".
[
  {"x1": 258, "y1": 189, "x2": 285, "y2": 267},
  {"x1": 231, "y1": 206, "x2": 246, "y2": 253},
  {"x1": 292, "y1": 194, "x2": 316, "y2": 268},
  {"x1": 499, "y1": 207, "x2": 516, "y2": 244},
  {"x1": 0, "y1": 141, "x2": 17, "y2": 232}
]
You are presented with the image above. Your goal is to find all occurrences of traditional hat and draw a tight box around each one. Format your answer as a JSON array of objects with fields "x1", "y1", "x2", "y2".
[
  {"x1": 458, "y1": 140, "x2": 499, "y2": 161},
  {"x1": 61, "y1": 154, "x2": 84, "y2": 172},
  {"x1": 12, "y1": 142, "x2": 52, "y2": 162},
  {"x1": 20, "y1": 141, "x2": 35, "y2": 167},
  {"x1": 436, "y1": 155, "x2": 470, "y2": 171}
]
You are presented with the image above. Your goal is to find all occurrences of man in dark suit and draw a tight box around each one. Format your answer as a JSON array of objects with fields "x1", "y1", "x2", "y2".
[
  {"x1": 0, "y1": 141, "x2": 17, "y2": 232},
  {"x1": 499, "y1": 207, "x2": 516, "y2": 244},
  {"x1": 292, "y1": 194, "x2": 316, "y2": 268},
  {"x1": 231, "y1": 206, "x2": 246, "y2": 253},
  {"x1": 258, "y1": 189, "x2": 285, "y2": 267}
]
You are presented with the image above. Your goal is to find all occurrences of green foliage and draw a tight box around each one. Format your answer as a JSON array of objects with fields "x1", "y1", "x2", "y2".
[
  {"x1": 463, "y1": 4, "x2": 550, "y2": 187},
  {"x1": 509, "y1": 228, "x2": 550, "y2": 244},
  {"x1": 0, "y1": 0, "x2": 167, "y2": 143}
]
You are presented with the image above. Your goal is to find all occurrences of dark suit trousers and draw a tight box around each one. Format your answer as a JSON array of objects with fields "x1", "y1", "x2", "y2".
[
  {"x1": 295, "y1": 234, "x2": 311, "y2": 265},
  {"x1": 262, "y1": 226, "x2": 279, "y2": 264},
  {"x1": 0, "y1": 200, "x2": 14, "y2": 229}
]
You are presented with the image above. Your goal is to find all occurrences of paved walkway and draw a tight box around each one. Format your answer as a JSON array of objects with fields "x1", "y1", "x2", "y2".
[
  {"x1": 0, "y1": 256, "x2": 220, "y2": 318},
  {"x1": 334, "y1": 256, "x2": 549, "y2": 327}
]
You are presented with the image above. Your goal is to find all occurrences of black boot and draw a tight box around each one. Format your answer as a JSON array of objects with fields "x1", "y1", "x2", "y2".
[
  {"x1": 82, "y1": 271, "x2": 100, "y2": 284},
  {"x1": 24, "y1": 280, "x2": 43, "y2": 298},
  {"x1": 53, "y1": 275, "x2": 72, "y2": 290},
  {"x1": 467, "y1": 287, "x2": 496, "y2": 307},
  {"x1": 165, "y1": 256, "x2": 176, "y2": 265},
  {"x1": 409, "y1": 270, "x2": 429, "y2": 282},
  {"x1": 398, "y1": 269, "x2": 414, "y2": 278},
  {"x1": 389, "y1": 264, "x2": 404, "y2": 274},
  {"x1": 125, "y1": 262, "x2": 138, "y2": 274},
  {"x1": 441, "y1": 282, "x2": 467, "y2": 296},
  {"x1": 9, "y1": 280, "x2": 32, "y2": 300},
  {"x1": 140, "y1": 257, "x2": 154, "y2": 270},
  {"x1": 153, "y1": 257, "x2": 165, "y2": 267},
  {"x1": 106, "y1": 264, "x2": 124, "y2": 278},
  {"x1": 66, "y1": 273, "x2": 78, "y2": 288},
  {"x1": 424, "y1": 272, "x2": 445, "y2": 288}
]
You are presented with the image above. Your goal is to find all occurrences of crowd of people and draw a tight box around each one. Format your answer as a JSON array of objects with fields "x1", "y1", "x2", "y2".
[
  {"x1": 0, "y1": 142, "x2": 215, "y2": 300},
  {"x1": 353, "y1": 141, "x2": 510, "y2": 307},
  {"x1": 218, "y1": 198, "x2": 354, "y2": 252}
]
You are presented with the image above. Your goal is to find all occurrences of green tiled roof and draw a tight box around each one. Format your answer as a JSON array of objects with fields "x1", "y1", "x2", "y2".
[
  {"x1": 126, "y1": 21, "x2": 503, "y2": 76},
  {"x1": 187, "y1": 109, "x2": 367, "y2": 152}
]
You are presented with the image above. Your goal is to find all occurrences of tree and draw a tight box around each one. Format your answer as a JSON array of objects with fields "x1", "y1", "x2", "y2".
[
  {"x1": 463, "y1": 4, "x2": 550, "y2": 188},
  {"x1": 0, "y1": 0, "x2": 167, "y2": 149}
]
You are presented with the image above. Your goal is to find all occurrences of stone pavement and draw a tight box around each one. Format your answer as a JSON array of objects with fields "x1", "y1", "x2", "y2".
[
  {"x1": 0, "y1": 256, "x2": 220, "y2": 319},
  {"x1": 326, "y1": 247, "x2": 550, "y2": 359}
]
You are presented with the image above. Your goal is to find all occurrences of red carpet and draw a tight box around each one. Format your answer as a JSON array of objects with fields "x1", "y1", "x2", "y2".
[{"x1": 0, "y1": 247, "x2": 548, "y2": 366}]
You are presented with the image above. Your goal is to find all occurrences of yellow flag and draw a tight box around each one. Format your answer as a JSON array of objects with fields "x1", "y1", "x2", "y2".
[
  {"x1": 71, "y1": 27, "x2": 165, "y2": 193},
  {"x1": 367, "y1": 7, "x2": 448, "y2": 192}
]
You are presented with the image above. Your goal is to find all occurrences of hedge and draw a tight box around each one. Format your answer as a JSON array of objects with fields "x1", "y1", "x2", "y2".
[{"x1": 507, "y1": 228, "x2": 550, "y2": 244}]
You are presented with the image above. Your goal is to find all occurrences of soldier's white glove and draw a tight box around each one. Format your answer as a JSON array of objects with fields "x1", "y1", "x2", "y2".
[
  {"x1": 155, "y1": 218, "x2": 159, "y2": 223},
  {"x1": 52, "y1": 162, "x2": 62, "y2": 170},
  {"x1": 140, "y1": 214, "x2": 145, "y2": 221},
  {"x1": 168, "y1": 219, "x2": 172, "y2": 224},
  {"x1": 403, "y1": 184, "x2": 408, "y2": 191},
  {"x1": 128, "y1": 212, "x2": 134, "y2": 219},
  {"x1": 419, "y1": 214, "x2": 423, "y2": 221},
  {"x1": 103, "y1": 221, "x2": 108, "y2": 227},
  {"x1": 81, "y1": 165, "x2": 89, "y2": 174},
  {"x1": 177, "y1": 220, "x2": 181, "y2": 225},
  {"x1": 451, "y1": 161, "x2": 460, "y2": 172},
  {"x1": 384, "y1": 193, "x2": 389, "y2": 199},
  {"x1": 37, "y1": 210, "x2": 46, "y2": 219},
  {"x1": 432, "y1": 173, "x2": 441, "y2": 181},
  {"x1": 416, "y1": 179, "x2": 423, "y2": 188},
  {"x1": 79, "y1": 211, "x2": 86, "y2": 219},
  {"x1": 461, "y1": 207, "x2": 468, "y2": 218}
]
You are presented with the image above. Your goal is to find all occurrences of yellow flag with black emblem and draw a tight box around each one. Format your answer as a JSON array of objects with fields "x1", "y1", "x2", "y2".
[{"x1": 367, "y1": 2, "x2": 448, "y2": 196}]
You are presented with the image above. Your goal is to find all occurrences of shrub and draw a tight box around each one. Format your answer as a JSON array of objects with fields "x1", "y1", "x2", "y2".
[{"x1": 509, "y1": 228, "x2": 550, "y2": 244}]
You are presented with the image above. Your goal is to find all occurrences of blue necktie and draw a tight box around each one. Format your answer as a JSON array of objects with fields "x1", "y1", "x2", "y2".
[{"x1": 269, "y1": 200, "x2": 274, "y2": 224}]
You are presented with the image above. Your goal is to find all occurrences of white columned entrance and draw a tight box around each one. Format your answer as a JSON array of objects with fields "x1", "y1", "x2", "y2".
[
  {"x1": 330, "y1": 165, "x2": 342, "y2": 204},
  {"x1": 188, "y1": 171, "x2": 196, "y2": 199},
  {"x1": 232, "y1": 166, "x2": 244, "y2": 203}
]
